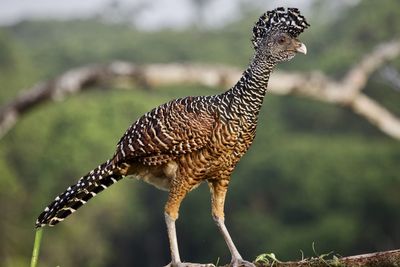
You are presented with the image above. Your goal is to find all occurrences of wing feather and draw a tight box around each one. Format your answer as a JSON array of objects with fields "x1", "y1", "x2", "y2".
[{"x1": 113, "y1": 96, "x2": 216, "y2": 163}]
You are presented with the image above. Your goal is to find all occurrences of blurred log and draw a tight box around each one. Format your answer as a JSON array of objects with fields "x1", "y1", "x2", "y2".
[
  {"x1": 249, "y1": 249, "x2": 400, "y2": 267},
  {"x1": 1, "y1": 40, "x2": 400, "y2": 139}
]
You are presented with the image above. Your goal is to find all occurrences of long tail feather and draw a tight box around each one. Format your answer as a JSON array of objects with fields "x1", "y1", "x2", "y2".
[{"x1": 36, "y1": 160, "x2": 123, "y2": 227}]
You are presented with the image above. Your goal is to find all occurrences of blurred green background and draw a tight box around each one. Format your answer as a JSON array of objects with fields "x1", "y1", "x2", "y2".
[{"x1": 0, "y1": 0, "x2": 399, "y2": 266}]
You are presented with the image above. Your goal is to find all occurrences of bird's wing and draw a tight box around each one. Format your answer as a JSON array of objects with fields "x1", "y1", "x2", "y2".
[{"x1": 113, "y1": 96, "x2": 217, "y2": 163}]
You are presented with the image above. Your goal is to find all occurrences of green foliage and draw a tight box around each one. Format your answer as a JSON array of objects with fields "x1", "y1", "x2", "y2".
[{"x1": 1, "y1": 1, "x2": 400, "y2": 266}]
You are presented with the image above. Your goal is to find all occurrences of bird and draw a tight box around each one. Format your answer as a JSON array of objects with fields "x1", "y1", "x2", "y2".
[{"x1": 36, "y1": 7, "x2": 309, "y2": 267}]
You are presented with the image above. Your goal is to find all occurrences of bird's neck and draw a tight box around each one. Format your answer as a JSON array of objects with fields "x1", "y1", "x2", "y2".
[{"x1": 219, "y1": 52, "x2": 277, "y2": 122}]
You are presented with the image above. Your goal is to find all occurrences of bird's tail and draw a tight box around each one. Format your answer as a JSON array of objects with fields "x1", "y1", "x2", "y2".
[{"x1": 36, "y1": 159, "x2": 123, "y2": 227}]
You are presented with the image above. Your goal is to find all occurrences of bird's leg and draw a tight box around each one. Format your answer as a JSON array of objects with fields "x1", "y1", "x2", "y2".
[
  {"x1": 165, "y1": 212, "x2": 181, "y2": 264},
  {"x1": 164, "y1": 179, "x2": 215, "y2": 267},
  {"x1": 209, "y1": 180, "x2": 255, "y2": 267},
  {"x1": 164, "y1": 213, "x2": 215, "y2": 267},
  {"x1": 164, "y1": 181, "x2": 188, "y2": 266}
]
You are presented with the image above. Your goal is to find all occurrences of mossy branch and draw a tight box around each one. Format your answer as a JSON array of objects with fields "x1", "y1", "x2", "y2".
[{"x1": 249, "y1": 249, "x2": 400, "y2": 267}]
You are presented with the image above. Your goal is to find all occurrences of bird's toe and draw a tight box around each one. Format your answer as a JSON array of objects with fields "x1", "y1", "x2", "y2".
[
  {"x1": 165, "y1": 262, "x2": 215, "y2": 267},
  {"x1": 230, "y1": 258, "x2": 256, "y2": 267}
]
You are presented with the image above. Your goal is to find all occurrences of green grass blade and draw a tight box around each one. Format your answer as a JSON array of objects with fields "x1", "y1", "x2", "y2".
[{"x1": 30, "y1": 228, "x2": 44, "y2": 267}]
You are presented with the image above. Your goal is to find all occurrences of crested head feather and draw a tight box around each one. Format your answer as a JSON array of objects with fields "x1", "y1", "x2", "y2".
[{"x1": 252, "y1": 7, "x2": 310, "y2": 49}]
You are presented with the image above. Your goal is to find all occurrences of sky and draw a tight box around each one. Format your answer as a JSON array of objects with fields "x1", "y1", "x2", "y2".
[{"x1": 0, "y1": 0, "x2": 311, "y2": 29}]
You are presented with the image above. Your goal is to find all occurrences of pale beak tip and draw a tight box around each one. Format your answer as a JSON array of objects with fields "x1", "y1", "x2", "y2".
[{"x1": 296, "y1": 43, "x2": 307, "y2": 55}]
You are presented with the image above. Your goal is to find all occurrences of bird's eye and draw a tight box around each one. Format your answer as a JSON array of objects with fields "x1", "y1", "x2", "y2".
[{"x1": 277, "y1": 36, "x2": 286, "y2": 44}]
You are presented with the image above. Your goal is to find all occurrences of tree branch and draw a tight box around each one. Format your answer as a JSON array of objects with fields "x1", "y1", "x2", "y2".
[
  {"x1": 250, "y1": 249, "x2": 400, "y2": 267},
  {"x1": 1, "y1": 40, "x2": 400, "y2": 139}
]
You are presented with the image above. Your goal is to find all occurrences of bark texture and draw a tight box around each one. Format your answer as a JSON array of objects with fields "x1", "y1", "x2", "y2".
[{"x1": 251, "y1": 249, "x2": 400, "y2": 267}]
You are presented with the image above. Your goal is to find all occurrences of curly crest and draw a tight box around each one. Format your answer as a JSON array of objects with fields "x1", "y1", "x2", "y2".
[{"x1": 252, "y1": 7, "x2": 310, "y2": 48}]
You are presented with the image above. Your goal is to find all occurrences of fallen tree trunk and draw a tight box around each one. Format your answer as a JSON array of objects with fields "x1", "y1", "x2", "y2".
[{"x1": 250, "y1": 249, "x2": 400, "y2": 267}]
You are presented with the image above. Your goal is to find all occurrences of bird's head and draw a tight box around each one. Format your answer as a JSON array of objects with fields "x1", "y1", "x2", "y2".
[{"x1": 252, "y1": 7, "x2": 310, "y2": 62}]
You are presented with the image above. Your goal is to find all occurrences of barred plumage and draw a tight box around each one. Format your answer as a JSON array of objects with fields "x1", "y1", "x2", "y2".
[
  {"x1": 36, "y1": 160, "x2": 122, "y2": 226},
  {"x1": 36, "y1": 7, "x2": 309, "y2": 267}
]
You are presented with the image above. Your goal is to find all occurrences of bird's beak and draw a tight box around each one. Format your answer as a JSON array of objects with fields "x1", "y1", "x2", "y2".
[{"x1": 296, "y1": 42, "x2": 307, "y2": 55}]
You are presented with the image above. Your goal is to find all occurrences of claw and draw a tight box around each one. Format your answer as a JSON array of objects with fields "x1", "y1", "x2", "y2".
[
  {"x1": 230, "y1": 259, "x2": 256, "y2": 267},
  {"x1": 165, "y1": 262, "x2": 215, "y2": 267}
]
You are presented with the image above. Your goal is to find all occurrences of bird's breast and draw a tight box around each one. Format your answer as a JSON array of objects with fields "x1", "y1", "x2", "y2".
[{"x1": 199, "y1": 120, "x2": 257, "y2": 177}]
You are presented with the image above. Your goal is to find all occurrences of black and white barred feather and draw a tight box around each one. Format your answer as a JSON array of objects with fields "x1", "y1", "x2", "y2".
[
  {"x1": 36, "y1": 160, "x2": 122, "y2": 227},
  {"x1": 252, "y1": 7, "x2": 309, "y2": 48}
]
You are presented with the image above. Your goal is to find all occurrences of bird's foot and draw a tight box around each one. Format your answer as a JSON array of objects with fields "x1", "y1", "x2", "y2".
[
  {"x1": 230, "y1": 258, "x2": 256, "y2": 267},
  {"x1": 165, "y1": 262, "x2": 215, "y2": 267}
]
